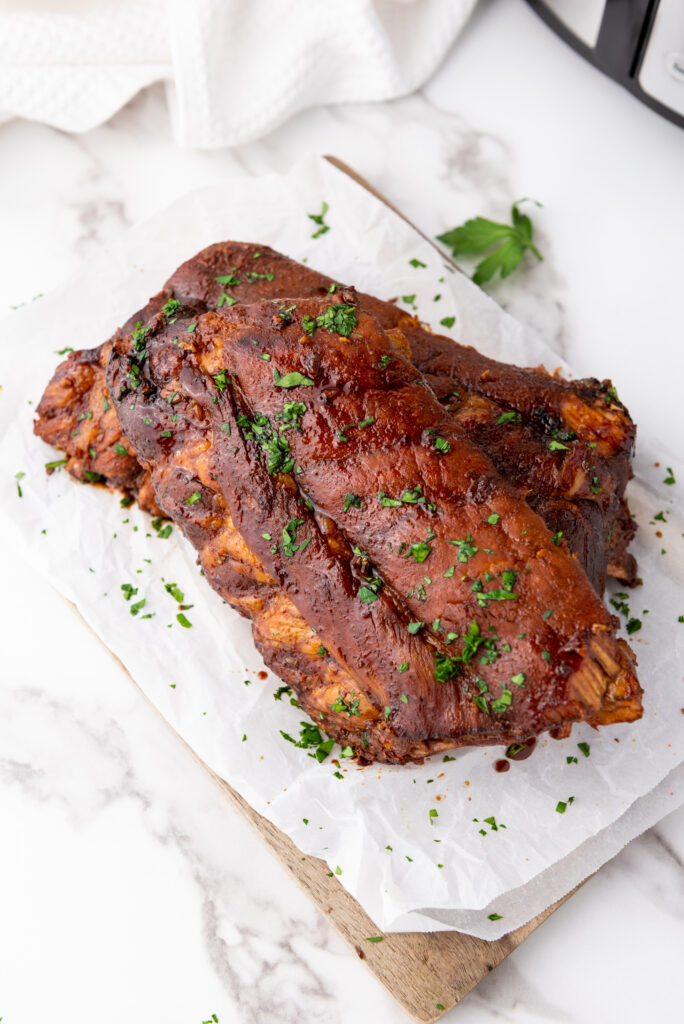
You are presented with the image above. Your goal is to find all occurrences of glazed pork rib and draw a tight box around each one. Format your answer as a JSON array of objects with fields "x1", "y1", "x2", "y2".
[
  {"x1": 93, "y1": 289, "x2": 640, "y2": 763},
  {"x1": 35, "y1": 242, "x2": 636, "y2": 594}
]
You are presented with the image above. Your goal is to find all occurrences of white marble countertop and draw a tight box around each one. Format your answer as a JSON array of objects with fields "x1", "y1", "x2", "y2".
[{"x1": 1, "y1": 1, "x2": 682, "y2": 1022}]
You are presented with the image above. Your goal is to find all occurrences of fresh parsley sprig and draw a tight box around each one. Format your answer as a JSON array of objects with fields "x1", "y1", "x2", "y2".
[{"x1": 437, "y1": 199, "x2": 543, "y2": 286}]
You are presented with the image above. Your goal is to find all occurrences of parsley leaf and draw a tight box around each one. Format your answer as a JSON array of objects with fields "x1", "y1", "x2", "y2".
[
  {"x1": 409, "y1": 542, "x2": 432, "y2": 563},
  {"x1": 437, "y1": 199, "x2": 543, "y2": 286},
  {"x1": 273, "y1": 367, "x2": 314, "y2": 388},
  {"x1": 308, "y1": 201, "x2": 330, "y2": 238},
  {"x1": 343, "y1": 492, "x2": 362, "y2": 512}
]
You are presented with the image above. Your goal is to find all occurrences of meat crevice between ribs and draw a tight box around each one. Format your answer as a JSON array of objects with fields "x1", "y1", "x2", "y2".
[{"x1": 35, "y1": 248, "x2": 642, "y2": 764}]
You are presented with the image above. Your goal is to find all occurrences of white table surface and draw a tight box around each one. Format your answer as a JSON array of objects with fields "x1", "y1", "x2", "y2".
[{"x1": 1, "y1": 1, "x2": 682, "y2": 1022}]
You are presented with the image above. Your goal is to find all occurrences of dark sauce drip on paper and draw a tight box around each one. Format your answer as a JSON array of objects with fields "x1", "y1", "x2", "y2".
[
  {"x1": 507, "y1": 736, "x2": 536, "y2": 761},
  {"x1": 493, "y1": 736, "x2": 537, "y2": 772}
]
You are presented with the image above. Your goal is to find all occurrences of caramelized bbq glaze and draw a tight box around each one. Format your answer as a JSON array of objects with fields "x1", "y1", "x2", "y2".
[
  {"x1": 86, "y1": 290, "x2": 642, "y2": 764},
  {"x1": 35, "y1": 242, "x2": 637, "y2": 593}
]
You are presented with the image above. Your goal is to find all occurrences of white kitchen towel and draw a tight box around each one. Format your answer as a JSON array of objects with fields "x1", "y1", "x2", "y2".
[{"x1": 0, "y1": 0, "x2": 476, "y2": 147}]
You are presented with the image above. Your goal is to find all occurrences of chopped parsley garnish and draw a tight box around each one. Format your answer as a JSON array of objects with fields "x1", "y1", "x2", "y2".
[
  {"x1": 491, "y1": 687, "x2": 512, "y2": 714},
  {"x1": 664, "y1": 467, "x2": 676, "y2": 485},
  {"x1": 548, "y1": 440, "x2": 569, "y2": 452},
  {"x1": 275, "y1": 400, "x2": 307, "y2": 433},
  {"x1": 610, "y1": 592, "x2": 630, "y2": 617},
  {"x1": 409, "y1": 258, "x2": 426, "y2": 268},
  {"x1": 440, "y1": 316, "x2": 455, "y2": 328},
  {"x1": 244, "y1": 270, "x2": 275, "y2": 283},
  {"x1": 486, "y1": 513, "x2": 500, "y2": 525},
  {"x1": 378, "y1": 491, "x2": 402, "y2": 507},
  {"x1": 403, "y1": 484, "x2": 426, "y2": 504},
  {"x1": 176, "y1": 612, "x2": 192, "y2": 628},
  {"x1": 397, "y1": 662, "x2": 409, "y2": 673},
  {"x1": 273, "y1": 367, "x2": 314, "y2": 388},
  {"x1": 215, "y1": 273, "x2": 240, "y2": 287},
  {"x1": 471, "y1": 567, "x2": 518, "y2": 607},
  {"x1": 164, "y1": 582, "x2": 184, "y2": 602},
  {"x1": 402, "y1": 294, "x2": 416, "y2": 305},
  {"x1": 449, "y1": 533, "x2": 478, "y2": 562},
  {"x1": 358, "y1": 417, "x2": 374, "y2": 429},
  {"x1": 426, "y1": 430, "x2": 451, "y2": 454},
  {"x1": 552, "y1": 530, "x2": 563, "y2": 546},
  {"x1": 400, "y1": 693, "x2": 409, "y2": 704},
  {"x1": 496, "y1": 410, "x2": 521, "y2": 425},
  {"x1": 555, "y1": 797, "x2": 574, "y2": 814},
  {"x1": 461, "y1": 620, "x2": 485, "y2": 663},
  {"x1": 626, "y1": 617, "x2": 642, "y2": 635},
  {"x1": 409, "y1": 542, "x2": 432, "y2": 563},
  {"x1": 308, "y1": 201, "x2": 330, "y2": 238},
  {"x1": 330, "y1": 691, "x2": 360, "y2": 717},
  {"x1": 343, "y1": 493, "x2": 362, "y2": 512},
  {"x1": 281, "y1": 719, "x2": 335, "y2": 762},
  {"x1": 375, "y1": 354, "x2": 394, "y2": 369},
  {"x1": 577, "y1": 741, "x2": 590, "y2": 758},
  {"x1": 311, "y1": 303, "x2": 358, "y2": 338},
  {"x1": 511, "y1": 672, "x2": 526, "y2": 687},
  {"x1": 488, "y1": 913, "x2": 503, "y2": 921},
  {"x1": 358, "y1": 584, "x2": 380, "y2": 604},
  {"x1": 45, "y1": 458, "x2": 68, "y2": 471},
  {"x1": 121, "y1": 582, "x2": 138, "y2": 601},
  {"x1": 434, "y1": 653, "x2": 461, "y2": 683},
  {"x1": 162, "y1": 297, "x2": 180, "y2": 322},
  {"x1": 429, "y1": 808, "x2": 438, "y2": 824},
  {"x1": 113, "y1": 443, "x2": 129, "y2": 456},
  {"x1": 185, "y1": 491, "x2": 202, "y2": 505},
  {"x1": 282, "y1": 518, "x2": 308, "y2": 557},
  {"x1": 443, "y1": 565, "x2": 455, "y2": 578},
  {"x1": 237, "y1": 411, "x2": 295, "y2": 475},
  {"x1": 408, "y1": 621, "x2": 425, "y2": 635}
]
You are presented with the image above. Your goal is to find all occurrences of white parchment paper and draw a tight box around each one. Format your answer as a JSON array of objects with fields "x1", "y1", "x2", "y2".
[{"x1": 1, "y1": 158, "x2": 682, "y2": 938}]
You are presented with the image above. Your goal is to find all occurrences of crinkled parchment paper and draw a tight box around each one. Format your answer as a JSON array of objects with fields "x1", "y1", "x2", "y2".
[{"x1": 1, "y1": 157, "x2": 682, "y2": 938}]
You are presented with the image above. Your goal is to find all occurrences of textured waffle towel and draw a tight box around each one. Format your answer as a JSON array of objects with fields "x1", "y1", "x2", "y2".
[{"x1": 0, "y1": 0, "x2": 476, "y2": 147}]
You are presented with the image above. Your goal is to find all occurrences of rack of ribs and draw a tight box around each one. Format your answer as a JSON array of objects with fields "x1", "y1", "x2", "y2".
[
  {"x1": 35, "y1": 279, "x2": 641, "y2": 763},
  {"x1": 35, "y1": 242, "x2": 637, "y2": 596}
]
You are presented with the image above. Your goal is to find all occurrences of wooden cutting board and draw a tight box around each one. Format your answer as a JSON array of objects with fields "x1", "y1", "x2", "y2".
[
  {"x1": 75, "y1": 163, "x2": 586, "y2": 1022},
  {"x1": 92, "y1": 609, "x2": 579, "y2": 1024}
]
